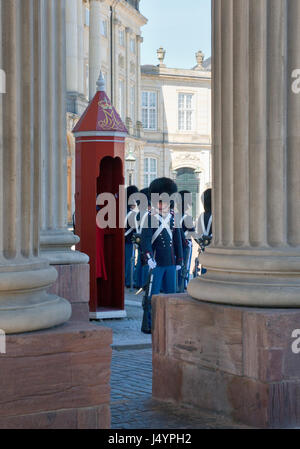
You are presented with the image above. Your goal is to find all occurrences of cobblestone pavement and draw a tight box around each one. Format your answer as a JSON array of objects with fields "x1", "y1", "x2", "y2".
[
  {"x1": 93, "y1": 288, "x2": 253, "y2": 429},
  {"x1": 110, "y1": 348, "x2": 253, "y2": 429}
]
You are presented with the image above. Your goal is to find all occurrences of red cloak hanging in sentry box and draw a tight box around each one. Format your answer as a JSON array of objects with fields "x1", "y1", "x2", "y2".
[{"x1": 73, "y1": 73, "x2": 128, "y2": 319}]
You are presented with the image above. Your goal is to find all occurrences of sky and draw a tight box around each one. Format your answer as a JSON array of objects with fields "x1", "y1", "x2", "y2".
[{"x1": 139, "y1": 0, "x2": 212, "y2": 69}]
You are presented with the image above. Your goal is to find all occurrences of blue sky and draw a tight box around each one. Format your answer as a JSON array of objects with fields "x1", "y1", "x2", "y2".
[{"x1": 139, "y1": 0, "x2": 212, "y2": 69}]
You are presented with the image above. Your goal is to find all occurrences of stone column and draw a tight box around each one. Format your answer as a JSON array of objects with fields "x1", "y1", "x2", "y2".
[
  {"x1": 136, "y1": 35, "x2": 143, "y2": 125},
  {"x1": 89, "y1": 0, "x2": 102, "y2": 100},
  {"x1": 188, "y1": 0, "x2": 300, "y2": 307},
  {"x1": 66, "y1": 0, "x2": 78, "y2": 93},
  {"x1": 40, "y1": 0, "x2": 88, "y2": 266},
  {"x1": 0, "y1": 0, "x2": 71, "y2": 333},
  {"x1": 77, "y1": 0, "x2": 84, "y2": 97}
]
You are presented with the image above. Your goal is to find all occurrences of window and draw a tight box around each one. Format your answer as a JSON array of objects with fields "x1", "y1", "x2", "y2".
[
  {"x1": 100, "y1": 20, "x2": 108, "y2": 37},
  {"x1": 144, "y1": 158, "x2": 157, "y2": 188},
  {"x1": 178, "y1": 93, "x2": 193, "y2": 131},
  {"x1": 142, "y1": 91, "x2": 157, "y2": 130},
  {"x1": 118, "y1": 79, "x2": 125, "y2": 120},
  {"x1": 119, "y1": 29, "x2": 125, "y2": 46},
  {"x1": 85, "y1": 7, "x2": 90, "y2": 27},
  {"x1": 130, "y1": 86, "x2": 135, "y2": 122},
  {"x1": 130, "y1": 38, "x2": 136, "y2": 53}
]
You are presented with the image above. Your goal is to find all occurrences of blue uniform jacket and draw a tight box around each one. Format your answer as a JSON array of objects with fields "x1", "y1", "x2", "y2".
[
  {"x1": 125, "y1": 208, "x2": 138, "y2": 244},
  {"x1": 140, "y1": 211, "x2": 183, "y2": 267}
]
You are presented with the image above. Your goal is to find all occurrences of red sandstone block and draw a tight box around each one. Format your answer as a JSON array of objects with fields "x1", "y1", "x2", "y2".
[
  {"x1": 243, "y1": 309, "x2": 300, "y2": 381},
  {"x1": 155, "y1": 294, "x2": 243, "y2": 376},
  {"x1": 48, "y1": 264, "x2": 90, "y2": 304},
  {"x1": 5, "y1": 322, "x2": 112, "y2": 357},
  {"x1": 227, "y1": 375, "x2": 269, "y2": 428},
  {"x1": 181, "y1": 362, "x2": 233, "y2": 415},
  {"x1": 152, "y1": 296, "x2": 166, "y2": 355},
  {"x1": 152, "y1": 353, "x2": 183, "y2": 403},
  {"x1": 258, "y1": 349, "x2": 283, "y2": 382},
  {"x1": 268, "y1": 381, "x2": 300, "y2": 428},
  {"x1": 243, "y1": 312, "x2": 260, "y2": 378},
  {"x1": 0, "y1": 408, "x2": 78, "y2": 429},
  {"x1": 70, "y1": 349, "x2": 111, "y2": 385},
  {"x1": 77, "y1": 407, "x2": 97, "y2": 429},
  {"x1": 96, "y1": 404, "x2": 111, "y2": 430},
  {"x1": 0, "y1": 322, "x2": 112, "y2": 422},
  {"x1": 70, "y1": 304, "x2": 90, "y2": 321},
  {"x1": 0, "y1": 405, "x2": 111, "y2": 429}
]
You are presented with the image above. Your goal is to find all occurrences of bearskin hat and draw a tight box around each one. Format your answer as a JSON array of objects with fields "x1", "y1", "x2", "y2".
[
  {"x1": 126, "y1": 185, "x2": 139, "y2": 207},
  {"x1": 202, "y1": 188, "x2": 212, "y2": 213},
  {"x1": 178, "y1": 190, "x2": 192, "y2": 215},
  {"x1": 140, "y1": 187, "x2": 151, "y2": 205},
  {"x1": 126, "y1": 185, "x2": 139, "y2": 200},
  {"x1": 149, "y1": 177, "x2": 177, "y2": 196}
]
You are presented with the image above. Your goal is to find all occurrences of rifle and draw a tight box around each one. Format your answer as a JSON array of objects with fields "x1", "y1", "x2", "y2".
[
  {"x1": 178, "y1": 242, "x2": 192, "y2": 292},
  {"x1": 129, "y1": 233, "x2": 142, "y2": 291},
  {"x1": 129, "y1": 245, "x2": 135, "y2": 291},
  {"x1": 193, "y1": 234, "x2": 212, "y2": 277},
  {"x1": 140, "y1": 267, "x2": 154, "y2": 334}
]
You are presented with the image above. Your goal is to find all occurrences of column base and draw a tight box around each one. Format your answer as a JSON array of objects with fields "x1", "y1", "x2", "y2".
[
  {"x1": 0, "y1": 264, "x2": 71, "y2": 334},
  {"x1": 0, "y1": 294, "x2": 71, "y2": 335},
  {"x1": 40, "y1": 229, "x2": 89, "y2": 265},
  {"x1": 188, "y1": 247, "x2": 300, "y2": 307},
  {"x1": 152, "y1": 293, "x2": 300, "y2": 428},
  {"x1": 0, "y1": 321, "x2": 112, "y2": 429}
]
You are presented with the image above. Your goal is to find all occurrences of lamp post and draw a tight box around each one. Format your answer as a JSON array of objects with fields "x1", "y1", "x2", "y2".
[{"x1": 126, "y1": 150, "x2": 136, "y2": 186}]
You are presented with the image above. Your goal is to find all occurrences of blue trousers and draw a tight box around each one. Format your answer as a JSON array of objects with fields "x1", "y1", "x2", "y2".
[
  {"x1": 125, "y1": 242, "x2": 134, "y2": 287},
  {"x1": 150, "y1": 265, "x2": 177, "y2": 297},
  {"x1": 145, "y1": 265, "x2": 176, "y2": 332}
]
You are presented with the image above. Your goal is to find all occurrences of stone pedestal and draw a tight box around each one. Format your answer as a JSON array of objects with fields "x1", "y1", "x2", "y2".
[
  {"x1": 48, "y1": 264, "x2": 90, "y2": 322},
  {"x1": 0, "y1": 322, "x2": 112, "y2": 429},
  {"x1": 152, "y1": 294, "x2": 300, "y2": 428}
]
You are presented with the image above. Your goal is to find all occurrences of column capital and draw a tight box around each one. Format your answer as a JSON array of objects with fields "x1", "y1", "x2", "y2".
[
  {"x1": 125, "y1": 26, "x2": 132, "y2": 34},
  {"x1": 136, "y1": 34, "x2": 143, "y2": 43}
]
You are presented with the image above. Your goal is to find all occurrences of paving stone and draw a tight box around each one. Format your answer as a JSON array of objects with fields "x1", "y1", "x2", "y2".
[{"x1": 96, "y1": 288, "x2": 255, "y2": 429}]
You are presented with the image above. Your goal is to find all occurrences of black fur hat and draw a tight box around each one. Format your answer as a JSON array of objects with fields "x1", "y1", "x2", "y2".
[
  {"x1": 126, "y1": 185, "x2": 139, "y2": 200},
  {"x1": 126, "y1": 185, "x2": 139, "y2": 208},
  {"x1": 140, "y1": 187, "x2": 150, "y2": 205},
  {"x1": 140, "y1": 187, "x2": 150, "y2": 198},
  {"x1": 149, "y1": 177, "x2": 177, "y2": 196},
  {"x1": 202, "y1": 188, "x2": 212, "y2": 213}
]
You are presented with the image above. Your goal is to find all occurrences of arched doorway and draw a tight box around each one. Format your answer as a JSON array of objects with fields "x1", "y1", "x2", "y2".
[{"x1": 175, "y1": 167, "x2": 200, "y2": 219}]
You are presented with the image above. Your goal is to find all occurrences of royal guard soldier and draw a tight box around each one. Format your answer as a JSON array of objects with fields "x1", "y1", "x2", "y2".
[
  {"x1": 198, "y1": 188, "x2": 212, "y2": 238},
  {"x1": 140, "y1": 177, "x2": 183, "y2": 331},
  {"x1": 124, "y1": 185, "x2": 139, "y2": 288},
  {"x1": 194, "y1": 187, "x2": 212, "y2": 277},
  {"x1": 177, "y1": 190, "x2": 195, "y2": 292},
  {"x1": 134, "y1": 187, "x2": 152, "y2": 289}
]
